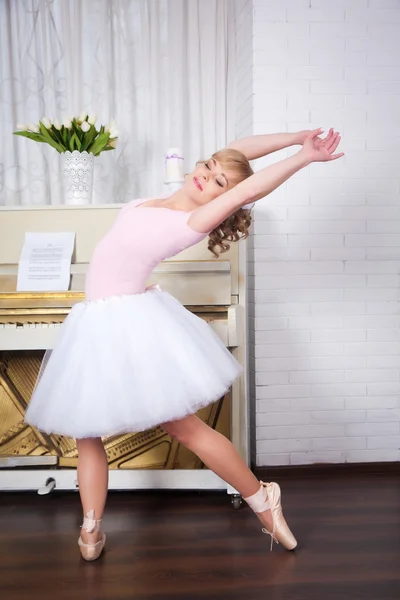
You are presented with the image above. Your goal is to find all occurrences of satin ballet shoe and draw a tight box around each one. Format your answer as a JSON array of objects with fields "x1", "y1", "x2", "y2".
[
  {"x1": 78, "y1": 509, "x2": 106, "y2": 561},
  {"x1": 244, "y1": 481, "x2": 297, "y2": 551}
]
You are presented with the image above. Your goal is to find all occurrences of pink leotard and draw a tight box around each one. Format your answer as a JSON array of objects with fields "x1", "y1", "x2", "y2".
[{"x1": 85, "y1": 199, "x2": 207, "y2": 301}]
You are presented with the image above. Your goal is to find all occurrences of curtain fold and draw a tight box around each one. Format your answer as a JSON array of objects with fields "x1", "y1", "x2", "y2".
[{"x1": 0, "y1": 0, "x2": 235, "y2": 206}]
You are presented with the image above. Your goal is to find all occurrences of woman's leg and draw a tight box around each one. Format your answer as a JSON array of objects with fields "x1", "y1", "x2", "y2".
[
  {"x1": 161, "y1": 415, "x2": 273, "y2": 532},
  {"x1": 76, "y1": 438, "x2": 109, "y2": 543}
]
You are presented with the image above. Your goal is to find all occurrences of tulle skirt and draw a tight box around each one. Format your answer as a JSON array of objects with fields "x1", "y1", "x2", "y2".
[{"x1": 24, "y1": 288, "x2": 242, "y2": 438}]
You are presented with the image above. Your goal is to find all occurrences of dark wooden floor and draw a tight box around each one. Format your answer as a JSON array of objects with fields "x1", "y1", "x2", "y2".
[{"x1": 0, "y1": 473, "x2": 399, "y2": 600}]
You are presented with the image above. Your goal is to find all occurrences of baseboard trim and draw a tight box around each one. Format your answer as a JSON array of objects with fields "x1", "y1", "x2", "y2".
[{"x1": 254, "y1": 461, "x2": 400, "y2": 480}]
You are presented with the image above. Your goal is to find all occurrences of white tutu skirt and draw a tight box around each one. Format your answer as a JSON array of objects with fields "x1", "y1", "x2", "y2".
[{"x1": 25, "y1": 288, "x2": 242, "y2": 438}]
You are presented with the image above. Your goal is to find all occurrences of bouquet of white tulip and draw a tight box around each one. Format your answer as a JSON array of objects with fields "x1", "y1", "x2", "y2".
[{"x1": 14, "y1": 112, "x2": 118, "y2": 155}]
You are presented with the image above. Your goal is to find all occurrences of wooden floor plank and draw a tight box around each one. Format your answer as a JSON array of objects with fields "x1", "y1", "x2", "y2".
[{"x1": 0, "y1": 473, "x2": 399, "y2": 600}]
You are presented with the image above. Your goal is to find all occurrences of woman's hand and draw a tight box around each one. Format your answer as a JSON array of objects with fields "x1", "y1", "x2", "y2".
[
  {"x1": 299, "y1": 128, "x2": 344, "y2": 163},
  {"x1": 297, "y1": 127, "x2": 339, "y2": 148}
]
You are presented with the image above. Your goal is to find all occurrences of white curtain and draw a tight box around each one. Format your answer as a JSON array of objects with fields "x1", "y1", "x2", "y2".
[{"x1": 0, "y1": 0, "x2": 235, "y2": 205}]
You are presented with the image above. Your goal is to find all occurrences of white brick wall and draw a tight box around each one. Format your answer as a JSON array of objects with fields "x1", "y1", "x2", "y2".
[{"x1": 236, "y1": 0, "x2": 400, "y2": 467}]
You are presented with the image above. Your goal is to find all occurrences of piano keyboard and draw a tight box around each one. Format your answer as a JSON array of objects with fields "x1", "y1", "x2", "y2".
[
  {"x1": 0, "y1": 322, "x2": 62, "y2": 350},
  {"x1": 0, "y1": 306, "x2": 240, "y2": 351}
]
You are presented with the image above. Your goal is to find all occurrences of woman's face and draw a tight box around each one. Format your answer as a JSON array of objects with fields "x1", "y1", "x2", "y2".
[{"x1": 184, "y1": 158, "x2": 236, "y2": 205}]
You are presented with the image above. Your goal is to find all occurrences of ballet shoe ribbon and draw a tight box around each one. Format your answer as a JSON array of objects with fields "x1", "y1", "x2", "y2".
[{"x1": 81, "y1": 509, "x2": 97, "y2": 533}]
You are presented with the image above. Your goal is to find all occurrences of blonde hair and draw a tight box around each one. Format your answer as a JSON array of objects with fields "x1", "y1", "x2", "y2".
[{"x1": 206, "y1": 148, "x2": 254, "y2": 258}]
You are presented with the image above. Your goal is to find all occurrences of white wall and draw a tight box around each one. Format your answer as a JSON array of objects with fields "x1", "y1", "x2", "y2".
[{"x1": 236, "y1": 0, "x2": 400, "y2": 467}]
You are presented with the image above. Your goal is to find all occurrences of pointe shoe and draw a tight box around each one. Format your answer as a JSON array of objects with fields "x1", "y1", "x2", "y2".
[
  {"x1": 244, "y1": 481, "x2": 297, "y2": 551},
  {"x1": 78, "y1": 509, "x2": 106, "y2": 561}
]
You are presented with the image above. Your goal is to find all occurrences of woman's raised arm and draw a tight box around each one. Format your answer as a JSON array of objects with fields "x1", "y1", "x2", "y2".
[
  {"x1": 227, "y1": 128, "x2": 338, "y2": 161},
  {"x1": 188, "y1": 130, "x2": 343, "y2": 234}
]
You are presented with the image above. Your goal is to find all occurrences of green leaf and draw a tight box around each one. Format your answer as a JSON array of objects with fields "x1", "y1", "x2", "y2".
[
  {"x1": 39, "y1": 122, "x2": 59, "y2": 145},
  {"x1": 80, "y1": 125, "x2": 97, "y2": 152},
  {"x1": 64, "y1": 128, "x2": 72, "y2": 149},
  {"x1": 13, "y1": 131, "x2": 46, "y2": 143},
  {"x1": 37, "y1": 123, "x2": 65, "y2": 152},
  {"x1": 72, "y1": 133, "x2": 82, "y2": 151},
  {"x1": 70, "y1": 134, "x2": 75, "y2": 152},
  {"x1": 72, "y1": 121, "x2": 84, "y2": 142},
  {"x1": 41, "y1": 122, "x2": 55, "y2": 141},
  {"x1": 87, "y1": 132, "x2": 110, "y2": 156},
  {"x1": 50, "y1": 125, "x2": 64, "y2": 145}
]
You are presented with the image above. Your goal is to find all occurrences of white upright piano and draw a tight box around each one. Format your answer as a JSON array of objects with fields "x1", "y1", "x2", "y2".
[{"x1": 0, "y1": 204, "x2": 249, "y2": 504}]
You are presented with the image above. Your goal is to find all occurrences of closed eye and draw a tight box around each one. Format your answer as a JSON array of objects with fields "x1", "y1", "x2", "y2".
[{"x1": 204, "y1": 159, "x2": 228, "y2": 187}]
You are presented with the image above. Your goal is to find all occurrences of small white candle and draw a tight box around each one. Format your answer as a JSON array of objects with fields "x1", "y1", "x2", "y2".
[{"x1": 164, "y1": 147, "x2": 184, "y2": 183}]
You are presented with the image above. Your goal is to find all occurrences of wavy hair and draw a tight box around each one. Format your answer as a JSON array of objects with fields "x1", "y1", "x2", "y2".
[{"x1": 204, "y1": 148, "x2": 254, "y2": 258}]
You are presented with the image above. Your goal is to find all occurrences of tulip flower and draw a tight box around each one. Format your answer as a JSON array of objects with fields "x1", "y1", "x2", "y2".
[
  {"x1": 81, "y1": 121, "x2": 90, "y2": 132},
  {"x1": 14, "y1": 112, "x2": 118, "y2": 156}
]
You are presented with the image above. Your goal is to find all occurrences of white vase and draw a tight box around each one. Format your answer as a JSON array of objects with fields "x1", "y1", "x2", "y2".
[{"x1": 62, "y1": 150, "x2": 94, "y2": 205}]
